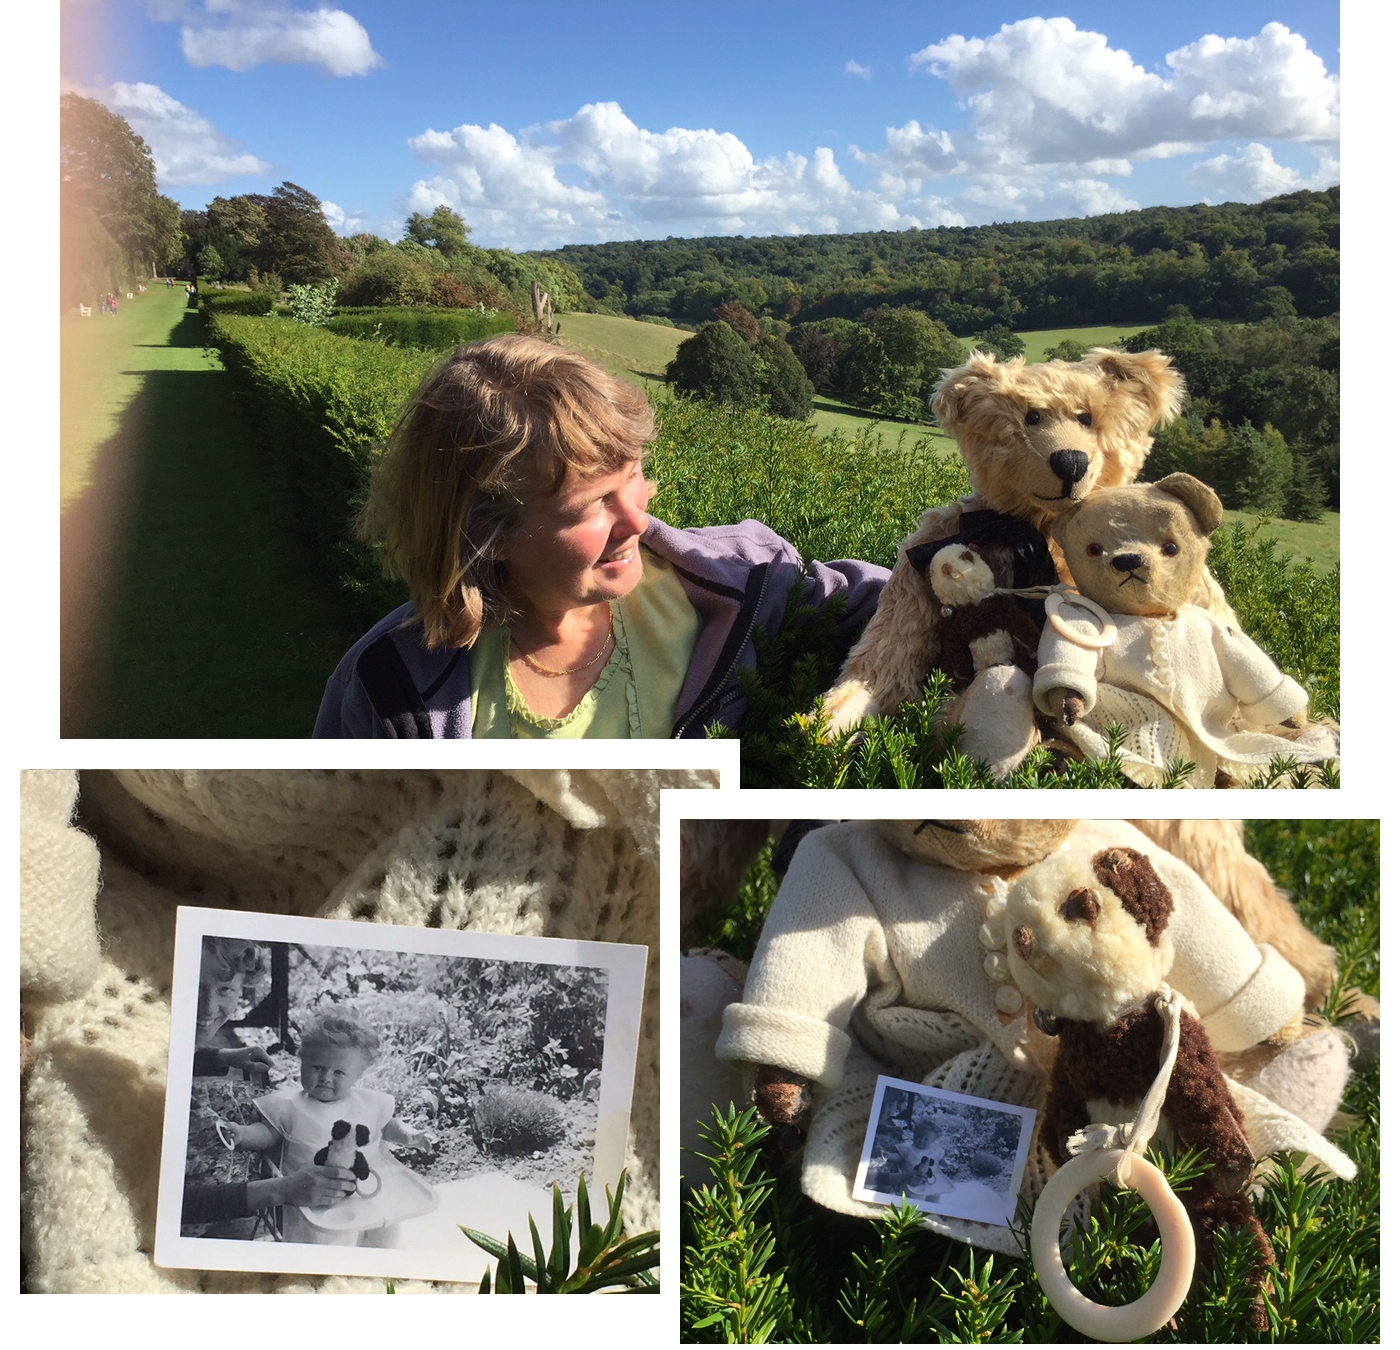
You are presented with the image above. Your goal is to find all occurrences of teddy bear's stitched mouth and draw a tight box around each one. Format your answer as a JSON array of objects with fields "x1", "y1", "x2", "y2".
[{"x1": 1117, "y1": 570, "x2": 1149, "y2": 587}]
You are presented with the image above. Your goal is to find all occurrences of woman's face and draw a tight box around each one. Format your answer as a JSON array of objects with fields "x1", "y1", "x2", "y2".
[
  {"x1": 506, "y1": 459, "x2": 653, "y2": 616},
  {"x1": 196, "y1": 956, "x2": 243, "y2": 1042}
]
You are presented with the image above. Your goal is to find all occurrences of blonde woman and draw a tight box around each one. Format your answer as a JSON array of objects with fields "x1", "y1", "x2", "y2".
[{"x1": 315, "y1": 335, "x2": 886, "y2": 738}]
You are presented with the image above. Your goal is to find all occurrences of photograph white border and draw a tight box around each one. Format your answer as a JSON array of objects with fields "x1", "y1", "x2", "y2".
[
  {"x1": 155, "y1": 905, "x2": 648, "y2": 1283},
  {"x1": 853, "y1": 1074, "x2": 1037, "y2": 1226}
]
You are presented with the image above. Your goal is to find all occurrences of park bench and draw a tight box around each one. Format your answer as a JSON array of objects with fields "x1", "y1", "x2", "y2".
[{"x1": 79, "y1": 304, "x2": 92, "y2": 317}]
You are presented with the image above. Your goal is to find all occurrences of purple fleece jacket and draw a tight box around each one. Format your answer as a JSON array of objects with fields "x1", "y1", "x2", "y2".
[{"x1": 313, "y1": 516, "x2": 889, "y2": 738}]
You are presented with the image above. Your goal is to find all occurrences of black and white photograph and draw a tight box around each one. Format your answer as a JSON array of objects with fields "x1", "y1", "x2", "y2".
[
  {"x1": 854, "y1": 1076, "x2": 1037, "y2": 1228},
  {"x1": 156, "y1": 907, "x2": 647, "y2": 1282}
]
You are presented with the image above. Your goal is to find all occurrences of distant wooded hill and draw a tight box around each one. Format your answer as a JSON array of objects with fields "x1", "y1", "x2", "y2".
[{"x1": 534, "y1": 188, "x2": 1338, "y2": 334}]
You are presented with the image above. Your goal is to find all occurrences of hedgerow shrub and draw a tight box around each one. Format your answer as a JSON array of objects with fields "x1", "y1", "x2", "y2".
[
  {"x1": 201, "y1": 288, "x2": 275, "y2": 316},
  {"x1": 473, "y1": 1085, "x2": 568, "y2": 1155},
  {"x1": 327, "y1": 306, "x2": 515, "y2": 349},
  {"x1": 206, "y1": 312, "x2": 437, "y2": 622},
  {"x1": 649, "y1": 393, "x2": 968, "y2": 566}
]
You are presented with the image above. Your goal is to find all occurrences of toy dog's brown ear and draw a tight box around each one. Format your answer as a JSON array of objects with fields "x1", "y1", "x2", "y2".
[
  {"x1": 1154, "y1": 473, "x2": 1224, "y2": 535},
  {"x1": 1083, "y1": 348, "x2": 1185, "y2": 431},
  {"x1": 1092, "y1": 847, "x2": 1172, "y2": 946}
]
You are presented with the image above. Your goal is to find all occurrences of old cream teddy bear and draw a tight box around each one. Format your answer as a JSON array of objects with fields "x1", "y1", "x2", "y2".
[
  {"x1": 1035, "y1": 474, "x2": 1339, "y2": 786},
  {"x1": 713, "y1": 819, "x2": 1351, "y2": 1254},
  {"x1": 821, "y1": 348, "x2": 1194, "y2": 774}
]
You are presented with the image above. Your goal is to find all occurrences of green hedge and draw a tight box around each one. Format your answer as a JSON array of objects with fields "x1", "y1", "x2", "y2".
[
  {"x1": 206, "y1": 313, "x2": 438, "y2": 623},
  {"x1": 326, "y1": 307, "x2": 516, "y2": 349},
  {"x1": 201, "y1": 288, "x2": 276, "y2": 317}
]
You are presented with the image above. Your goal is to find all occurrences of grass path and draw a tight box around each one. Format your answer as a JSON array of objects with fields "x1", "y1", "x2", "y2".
[{"x1": 60, "y1": 286, "x2": 365, "y2": 736}]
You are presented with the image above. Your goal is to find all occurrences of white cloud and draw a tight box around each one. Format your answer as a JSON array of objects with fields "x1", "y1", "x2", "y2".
[
  {"x1": 1187, "y1": 142, "x2": 1340, "y2": 201},
  {"x1": 320, "y1": 199, "x2": 366, "y2": 234},
  {"x1": 102, "y1": 81, "x2": 270, "y2": 186},
  {"x1": 145, "y1": 1, "x2": 382, "y2": 76},
  {"x1": 844, "y1": 60, "x2": 871, "y2": 80},
  {"x1": 877, "y1": 18, "x2": 1339, "y2": 213},
  {"x1": 403, "y1": 102, "x2": 964, "y2": 248}
]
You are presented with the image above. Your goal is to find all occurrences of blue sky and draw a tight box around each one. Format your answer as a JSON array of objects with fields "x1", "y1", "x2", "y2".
[{"x1": 60, "y1": 2, "x2": 1340, "y2": 250}]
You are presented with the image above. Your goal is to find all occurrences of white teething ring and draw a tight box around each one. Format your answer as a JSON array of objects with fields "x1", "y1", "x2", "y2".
[
  {"x1": 214, "y1": 1119, "x2": 237, "y2": 1151},
  {"x1": 1044, "y1": 590, "x2": 1118, "y2": 649},
  {"x1": 356, "y1": 1168, "x2": 382, "y2": 1200},
  {"x1": 1031, "y1": 1148, "x2": 1195, "y2": 1343}
]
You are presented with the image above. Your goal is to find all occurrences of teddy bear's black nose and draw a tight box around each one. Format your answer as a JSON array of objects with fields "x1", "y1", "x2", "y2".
[
  {"x1": 1048, "y1": 449, "x2": 1089, "y2": 485},
  {"x1": 1111, "y1": 553, "x2": 1145, "y2": 573}
]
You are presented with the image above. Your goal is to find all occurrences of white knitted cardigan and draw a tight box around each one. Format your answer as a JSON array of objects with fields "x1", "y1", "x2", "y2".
[
  {"x1": 21, "y1": 768, "x2": 709, "y2": 1294},
  {"x1": 716, "y1": 820, "x2": 1354, "y2": 1254}
]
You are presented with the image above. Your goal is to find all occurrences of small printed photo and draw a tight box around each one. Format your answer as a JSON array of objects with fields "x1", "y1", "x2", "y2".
[
  {"x1": 155, "y1": 907, "x2": 646, "y2": 1283},
  {"x1": 854, "y1": 1076, "x2": 1036, "y2": 1228}
]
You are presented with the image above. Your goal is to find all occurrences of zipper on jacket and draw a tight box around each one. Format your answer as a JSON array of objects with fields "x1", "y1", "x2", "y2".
[{"x1": 672, "y1": 563, "x2": 771, "y2": 738}]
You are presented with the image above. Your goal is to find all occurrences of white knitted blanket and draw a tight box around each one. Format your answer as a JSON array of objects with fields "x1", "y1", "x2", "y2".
[{"x1": 21, "y1": 768, "x2": 709, "y2": 1293}]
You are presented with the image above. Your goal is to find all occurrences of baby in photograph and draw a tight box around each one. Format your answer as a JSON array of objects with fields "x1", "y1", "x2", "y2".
[{"x1": 223, "y1": 1011, "x2": 430, "y2": 1246}]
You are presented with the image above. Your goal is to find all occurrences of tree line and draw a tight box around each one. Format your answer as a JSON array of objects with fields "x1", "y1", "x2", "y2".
[
  {"x1": 60, "y1": 94, "x2": 186, "y2": 304},
  {"x1": 539, "y1": 189, "x2": 1338, "y2": 334},
  {"x1": 184, "y1": 198, "x2": 585, "y2": 324}
]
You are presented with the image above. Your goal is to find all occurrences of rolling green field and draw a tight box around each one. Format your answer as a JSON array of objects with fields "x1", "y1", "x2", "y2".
[
  {"x1": 1222, "y1": 510, "x2": 1340, "y2": 573},
  {"x1": 1016, "y1": 321, "x2": 1154, "y2": 361}
]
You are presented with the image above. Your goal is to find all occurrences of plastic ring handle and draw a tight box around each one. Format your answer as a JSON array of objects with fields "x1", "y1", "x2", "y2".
[
  {"x1": 357, "y1": 1168, "x2": 383, "y2": 1199},
  {"x1": 214, "y1": 1119, "x2": 237, "y2": 1151},
  {"x1": 1031, "y1": 1148, "x2": 1195, "y2": 1343}
]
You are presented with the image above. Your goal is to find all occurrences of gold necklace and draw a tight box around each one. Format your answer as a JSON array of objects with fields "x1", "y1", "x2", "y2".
[{"x1": 510, "y1": 609, "x2": 615, "y2": 677}]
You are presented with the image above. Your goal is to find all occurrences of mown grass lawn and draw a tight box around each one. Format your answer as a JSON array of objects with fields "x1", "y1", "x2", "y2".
[
  {"x1": 61, "y1": 285, "x2": 366, "y2": 736},
  {"x1": 1222, "y1": 510, "x2": 1340, "y2": 573}
]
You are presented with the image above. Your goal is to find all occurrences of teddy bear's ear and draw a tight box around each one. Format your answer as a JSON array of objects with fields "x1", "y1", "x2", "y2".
[
  {"x1": 1083, "y1": 348, "x2": 1186, "y2": 431},
  {"x1": 1154, "y1": 473, "x2": 1224, "y2": 535},
  {"x1": 930, "y1": 350, "x2": 1008, "y2": 431}
]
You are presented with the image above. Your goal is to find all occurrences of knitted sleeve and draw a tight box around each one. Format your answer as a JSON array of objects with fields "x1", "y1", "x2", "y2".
[
  {"x1": 1139, "y1": 842, "x2": 1304, "y2": 1050},
  {"x1": 1213, "y1": 622, "x2": 1309, "y2": 725},
  {"x1": 1032, "y1": 617, "x2": 1101, "y2": 715},
  {"x1": 181, "y1": 1181, "x2": 250, "y2": 1226},
  {"x1": 715, "y1": 830, "x2": 887, "y2": 1088}
]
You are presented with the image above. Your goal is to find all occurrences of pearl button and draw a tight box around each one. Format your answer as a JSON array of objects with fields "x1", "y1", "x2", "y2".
[
  {"x1": 985, "y1": 891, "x2": 1006, "y2": 920},
  {"x1": 979, "y1": 920, "x2": 1004, "y2": 951},
  {"x1": 995, "y1": 984, "x2": 1024, "y2": 1014},
  {"x1": 984, "y1": 952, "x2": 1009, "y2": 980}
]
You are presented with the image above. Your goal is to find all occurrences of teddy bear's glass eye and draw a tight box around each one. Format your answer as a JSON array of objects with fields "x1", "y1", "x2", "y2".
[
  {"x1": 1086, "y1": 543, "x2": 1104, "y2": 557},
  {"x1": 1025, "y1": 409, "x2": 1041, "y2": 425},
  {"x1": 1162, "y1": 541, "x2": 1179, "y2": 557},
  {"x1": 1077, "y1": 412, "x2": 1093, "y2": 427}
]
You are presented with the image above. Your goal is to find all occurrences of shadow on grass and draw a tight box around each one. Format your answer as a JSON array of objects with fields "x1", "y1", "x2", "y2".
[
  {"x1": 631, "y1": 368, "x2": 669, "y2": 383},
  {"x1": 61, "y1": 362, "x2": 371, "y2": 737}
]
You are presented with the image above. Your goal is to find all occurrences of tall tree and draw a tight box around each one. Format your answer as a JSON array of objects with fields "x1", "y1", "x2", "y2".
[
  {"x1": 403, "y1": 205, "x2": 472, "y2": 259},
  {"x1": 248, "y1": 182, "x2": 348, "y2": 284},
  {"x1": 60, "y1": 93, "x2": 185, "y2": 296},
  {"x1": 666, "y1": 322, "x2": 756, "y2": 408}
]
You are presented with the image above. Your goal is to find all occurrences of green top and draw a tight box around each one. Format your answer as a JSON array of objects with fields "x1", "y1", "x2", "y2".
[{"x1": 470, "y1": 547, "x2": 700, "y2": 738}]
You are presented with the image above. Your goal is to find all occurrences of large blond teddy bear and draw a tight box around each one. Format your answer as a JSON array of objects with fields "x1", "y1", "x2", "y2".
[{"x1": 822, "y1": 348, "x2": 1212, "y2": 773}]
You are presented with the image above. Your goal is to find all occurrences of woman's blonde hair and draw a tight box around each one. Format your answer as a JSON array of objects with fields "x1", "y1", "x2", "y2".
[{"x1": 360, "y1": 334, "x2": 655, "y2": 650}]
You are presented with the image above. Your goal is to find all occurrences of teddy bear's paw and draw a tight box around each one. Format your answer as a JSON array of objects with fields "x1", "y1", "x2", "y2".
[{"x1": 818, "y1": 681, "x2": 880, "y2": 738}]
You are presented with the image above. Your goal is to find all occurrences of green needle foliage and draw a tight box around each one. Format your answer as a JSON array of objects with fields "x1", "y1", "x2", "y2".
[
  {"x1": 461, "y1": 1170, "x2": 659, "y2": 1293},
  {"x1": 682, "y1": 822, "x2": 1378, "y2": 1341}
]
